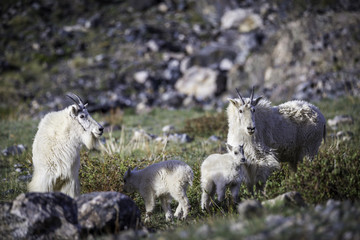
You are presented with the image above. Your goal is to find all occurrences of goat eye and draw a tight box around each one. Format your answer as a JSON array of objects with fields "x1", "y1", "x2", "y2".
[
  {"x1": 234, "y1": 151, "x2": 239, "y2": 155},
  {"x1": 80, "y1": 114, "x2": 85, "y2": 119},
  {"x1": 239, "y1": 110, "x2": 243, "y2": 113}
]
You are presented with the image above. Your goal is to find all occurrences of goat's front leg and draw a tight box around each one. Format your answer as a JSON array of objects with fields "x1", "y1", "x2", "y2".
[
  {"x1": 216, "y1": 182, "x2": 226, "y2": 202},
  {"x1": 143, "y1": 193, "x2": 155, "y2": 223},
  {"x1": 230, "y1": 184, "x2": 240, "y2": 204}
]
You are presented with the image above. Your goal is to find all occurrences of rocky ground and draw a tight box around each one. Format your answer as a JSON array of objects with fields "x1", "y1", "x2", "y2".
[{"x1": 1, "y1": 0, "x2": 360, "y2": 117}]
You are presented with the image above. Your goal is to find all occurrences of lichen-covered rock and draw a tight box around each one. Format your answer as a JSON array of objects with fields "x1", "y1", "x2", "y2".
[
  {"x1": 237, "y1": 200, "x2": 263, "y2": 218},
  {"x1": 76, "y1": 192, "x2": 141, "y2": 235},
  {"x1": 0, "y1": 192, "x2": 80, "y2": 240},
  {"x1": 327, "y1": 115, "x2": 354, "y2": 130},
  {"x1": 175, "y1": 66, "x2": 219, "y2": 100},
  {"x1": 262, "y1": 191, "x2": 306, "y2": 208},
  {"x1": 1, "y1": 144, "x2": 26, "y2": 156}
]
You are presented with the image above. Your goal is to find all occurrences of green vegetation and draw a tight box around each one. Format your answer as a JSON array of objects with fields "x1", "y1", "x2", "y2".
[{"x1": 0, "y1": 96, "x2": 359, "y2": 236}]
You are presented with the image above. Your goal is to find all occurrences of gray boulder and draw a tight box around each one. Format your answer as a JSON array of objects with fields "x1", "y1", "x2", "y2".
[
  {"x1": 0, "y1": 192, "x2": 80, "y2": 240},
  {"x1": 237, "y1": 200, "x2": 263, "y2": 218},
  {"x1": 2, "y1": 144, "x2": 26, "y2": 156},
  {"x1": 262, "y1": 191, "x2": 306, "y2": 208},
  {"x1": 76, "y1": 192, "x2": 141, "y2": 235}
]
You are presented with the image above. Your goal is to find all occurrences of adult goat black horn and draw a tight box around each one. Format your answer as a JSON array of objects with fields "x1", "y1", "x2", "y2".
[
  {"x1": 250, "y1": 86, "x2": 255, "y2": 103},
  {"x1": 66, "y1": 92, "x2": 84, "y2": 110},
  {"x1": 236, "y1": 88, "x2": 245, "y2": 105}
]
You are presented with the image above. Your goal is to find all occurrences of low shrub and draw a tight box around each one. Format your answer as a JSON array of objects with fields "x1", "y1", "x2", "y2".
[{"x1": 183, "y1": 113, "x2": 227, "y2": 138}]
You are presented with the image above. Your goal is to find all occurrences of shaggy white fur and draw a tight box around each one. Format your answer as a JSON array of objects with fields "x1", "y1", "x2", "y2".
[
  {"x1": 28, "y1": 99, "x2": 103, "y2": 198},
  {"x1": 227, "y1": 94, "x2": 326, "y2": 171},
  {"x1": 200, "y1": 144, "x2": 247, "y2": 210},
  {"x1": 123, "y1": 160, "x2": 193, "y2": 222},
  {"x1": 241, "y1": 143, "x2": 280, "y2": 194}
]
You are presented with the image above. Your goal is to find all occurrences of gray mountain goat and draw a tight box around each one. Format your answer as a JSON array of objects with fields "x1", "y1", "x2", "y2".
[{"x1": 227, "y1": 88, "x2": 326, "y2": 171}]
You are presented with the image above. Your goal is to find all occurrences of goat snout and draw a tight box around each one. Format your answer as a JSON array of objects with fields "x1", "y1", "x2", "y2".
[
  {"x1": 247, "y1": 127, "x2": 255, "y2": 135},
  {"x1": 241, "y1": 157, "x2": 246, "y2": 163},
  {"x1": 99, "y1": 126, "x2": 104, "y2": 133}
]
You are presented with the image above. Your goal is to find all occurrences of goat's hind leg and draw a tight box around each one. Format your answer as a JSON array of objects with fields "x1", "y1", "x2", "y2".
[
  {"x1": 201, "y1": 180, "x2": 214, "y2": 210},
  {"x1": 173, "y1": 186, "x2": 190, "y2": 220},
  {"x1": 160, "y1": 196, "x2": 173, "y2": 222}
]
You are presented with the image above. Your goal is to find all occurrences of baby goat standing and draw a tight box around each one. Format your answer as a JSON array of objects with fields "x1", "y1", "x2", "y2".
[
  {"x1": 200, "y1": 144, "x2": 246, "y2": 210},
  {"x1": 123, "y1": 160, "x2": 193, "y2": 222}
]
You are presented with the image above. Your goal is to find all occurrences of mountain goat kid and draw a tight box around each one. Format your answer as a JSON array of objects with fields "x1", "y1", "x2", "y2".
[
  {"x1": 241, "y1": 144, "x2": 280, "y2": 194},
  {"x1": 28, "y1": 93, "x2": 104, "y2": 198},
  {"x1": 227, "y1": 88, "x2": 326, "y2": 171},
  {"x1": 123, "y1": 160, "x2": 193, "y2": 222},
  {"x1": 200, "y1": 144, "x2": 247, "y2": 210}
]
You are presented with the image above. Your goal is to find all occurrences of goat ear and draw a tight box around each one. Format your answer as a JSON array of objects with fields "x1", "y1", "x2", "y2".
[
  {"x1": 226, "y1": 143, "x2": 233, "y2": 152},
  {"x1": 252, "y1": 96, "x2": 263, "y2": 106},
  {"x1": 228, "y1": 98, "x2": 239, "y2": 107},
  {"x1": 125, "y1": 167, "x2": 132, "y2": 177},
  {"x1": 69, "y1": 105, "x2": 78, "y2": 118}
]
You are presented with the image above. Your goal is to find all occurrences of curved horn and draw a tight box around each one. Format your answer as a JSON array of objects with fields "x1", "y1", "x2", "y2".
[
  {"x1": 250, "y1": 86, "x2": 255, "y2": 104},
  {"x1": 66, "y1": 92, "x2": 85, "y2": 110},
  {"x1": 235, "y1": 88, "x2": 245, "y2": 105}
]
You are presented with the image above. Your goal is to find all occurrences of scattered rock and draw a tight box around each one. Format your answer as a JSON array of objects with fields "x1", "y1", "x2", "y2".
[
  {"x1": 208, "y1": 135, "x2": 221, "y2": 142},
  {"x1": 189, "y1": 44, "x2": 238, "y2": 68},
  {"x1": 2, "y1": 0, "x2": 360, "y2": 114},
  {"x1": 262, "y1": 191, "x2": 306, "y2": 208},
  {"x1": 221, "y1": 8, "x2": 262, "y2": 32},
  {"x1": 0, "y1": 192, "x2": 80, "y2": 239},
  {"x1": 195, "y1": 224, "x2": 211, "y2": 238},
  {"x1": 175, "y1": 66, "x2": 218, "y2": 100},
  {"x1": 162, "y1": 125, "x2": 175, "y2": 135},
  {"x1": 76, "y1": 192, "x2": 141, "y2": 235},
  {"x1": 237, "y1": 200, "x2": 263, "y2": 218},
  {"x1": 327, "y1": 115, "x2": 354, "y2": 130},
  {"x1": 219, "y1": 58, "x2": 234, "y2": 71},
  {"x1": 134, "y1": 71, "x2": 149, "y2": 84},
  {"x1": 130, "y1": 129, "x2": 156, "y2": 143},
  {"x1": 167, "y1": 133, "x2": 193, "y2": 143},
  {"x1": 330, "y1": 131, "x2": 354, "y2": 149},
  {"x1": 2, "y1": 145, "x2": 26, "y2": 156},
  {"x1": 335, "y1": 131, "x2": 353, "y2": 142}
]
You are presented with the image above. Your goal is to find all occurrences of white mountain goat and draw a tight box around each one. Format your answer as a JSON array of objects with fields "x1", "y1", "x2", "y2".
[
  {"x1": 28, "y1": 93, "x2": 104, "y2": 197},
  {"x1": 227, "y1": 88, "x2": 326, "y2": 171},
  {"x1": 123, "y1": 160, "x2": 193, "y2": 222},
  {"x1": 200, "y1": 144, "x2": 247, "y2": 210}
]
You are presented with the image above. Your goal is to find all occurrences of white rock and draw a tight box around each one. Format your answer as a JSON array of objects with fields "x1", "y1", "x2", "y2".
[
  {"x1": 219, "y1": 58, "x2": 233, "y2": 71},
  {"x1": 158, "y1": 3, "x2": 168, "y2": 13},
  {"x1": 327, "y1": 115, "x2": 354, "y2": 130},
  {"x1": 175, "y1": 66, "x2": 218, "y2": 100},
  {"x1": 146, "y1": 40, "x2": 159, "y2": 52},
  {"x1": 162, "y1": 125, "x2": 175, "y2": 134},
  {"x1": 221, "y1": 8, "x2": 262, "y2": 32},
  {"x1": 134, "y1": 71, "x2": 149, "y2": 84}
]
